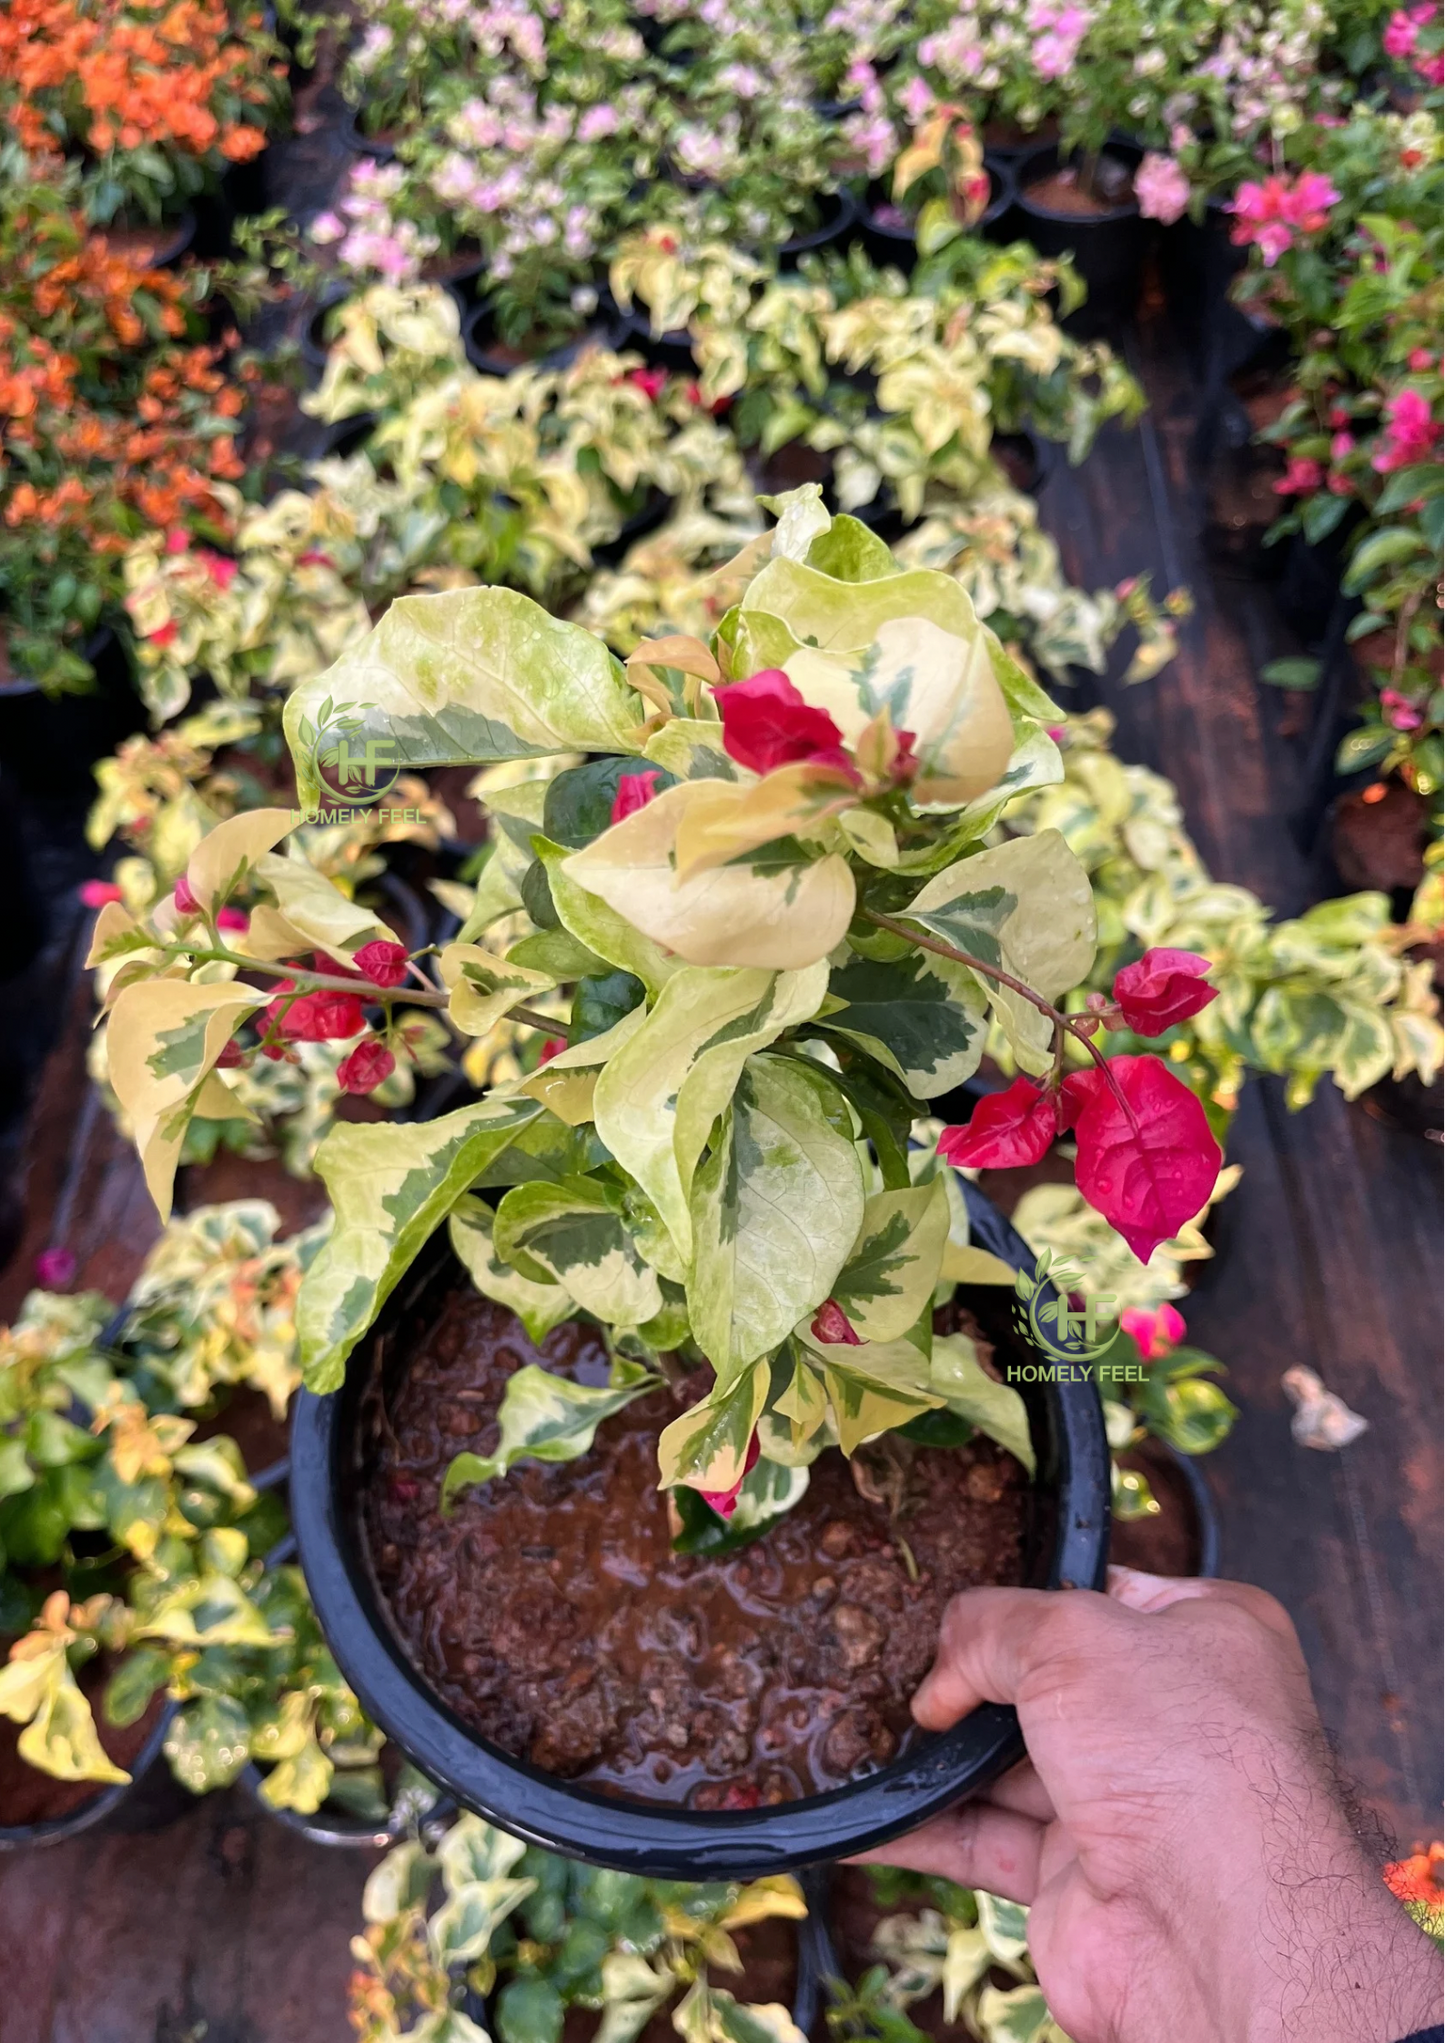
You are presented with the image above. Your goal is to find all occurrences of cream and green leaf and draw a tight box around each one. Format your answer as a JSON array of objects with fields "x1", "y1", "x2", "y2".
[{"x1": 441, "y1": 1360, "x2": 657, "y2": 1508}]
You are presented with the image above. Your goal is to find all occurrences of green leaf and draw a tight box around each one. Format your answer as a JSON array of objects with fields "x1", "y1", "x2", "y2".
[
  {"x1": 804, "y1": 515, "x2": 897, "y2": 583},
  {"x1": 829, "y1": 1182, "x2": 951, "y2": 1342},
  {"x1": 103, "y1": 1646, "x2": 170, "y2": 1729},
  {"x1": 907, "y1": 830, "x2": 1096, "y2": 1073},
  {"x1": 543, "y1": 757, "x2": 678, "y2": 848},
  {"x1": 1259, "y1": 657, "x2": 1322, "y2": 691},
  {"x1": 593, "y1": 963, "x2": 830, "y2": 1266},
  {"x1": 498, "y1": 1977, "x2": 566, "y2": 2043},
  {"x1": 688, "y1": 1054, "x2": 865, "y2": 1379},
  {"x1": 903, "y1": 881, "x2": 1016, "y2": 970},
  {"x1": 492, "y1": 1178, "x2": 664, "y2": 1325},
  {"x1": 1336, "y1": 726, "x2": 1393, "y2": 773},
  {"x1": 298, "y1": 1097, "x2": 544, "y2": 1392},
  {"x1": 574, "y1": 970, "x2": 646, "y2": 1040},
  {"x1": 670, "y1": 1455, "x2": 810, "y2": 1554},
  {"x1": 164, "y1": 1694, "x2": 254, "y2": 1793},
  {"x1": 930, "y1": 1332, "x2": 1035, "y2": 1475},
  {"x1": 1343, "y1": 524, "x2": 1428, "y2": 592},
  {"x1": 1299, "y1": 491, "x2": 1351, "y2": 545},
  {"x1": 657, "y1": 1358, "x2": 771, "y2": 1493},
  {"x1": 813, "y1": 1336, "x2": 942, "y2": 1454},
  {"x1": 536, "y1": 838, "x2": 681, "y2": 1000},
  {"x1": 283, "y1": 587, "x2": 644, "y2": 808},
  {"x1": 259, "y1": 1735, "x2": 334, "y2": 1815},
  {"x1": 449, "y1": 1196, "x2": 578, "y2": 1344},
  {"x1": 440, "y1": 1361, "x2": 656, "y2": 1507},
  {"x1": 823, "y1": 951, "x2": 987, "y2": 1100}
]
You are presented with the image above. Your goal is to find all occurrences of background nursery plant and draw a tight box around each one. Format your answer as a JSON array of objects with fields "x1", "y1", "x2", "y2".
[{"x1": 92, "y1": 492, "x2": 1227, "y2": 1532}]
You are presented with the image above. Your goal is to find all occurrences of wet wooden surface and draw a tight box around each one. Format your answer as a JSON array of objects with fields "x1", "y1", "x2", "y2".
[{"x1": 0, "y1": 292, "x2": 1439, "y2": 2037}]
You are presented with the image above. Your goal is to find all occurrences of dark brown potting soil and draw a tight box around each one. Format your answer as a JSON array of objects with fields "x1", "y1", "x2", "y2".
[
  {"x1": 1108, "y1": 1438, "x2": 1202, "y2": 1577},
  {"x1": 363, "y1": 1290, "x2": 1032, "y2": 1807},
  {"x1": 1024, "y1": 166, "x2": 1131, "y2": 217},
  {"x1": 0, "y1": 1662, "x2": 166, "y2": 1828}
]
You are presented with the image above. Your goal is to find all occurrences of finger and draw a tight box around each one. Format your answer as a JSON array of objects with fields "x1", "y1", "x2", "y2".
[
  {"x1": 980, "y1": 1756, "x2": 1056, "y2": 1824},
  {"x1": 911, "y1": 1584, "x2": 1123, "y2": 1730},
  {"x1": 1107, "y1": 1566, "x2": 1301, "y2": 1641},
  {"x1": 856, "y1": 1800, "x2": 1045, "y2": 1907}
]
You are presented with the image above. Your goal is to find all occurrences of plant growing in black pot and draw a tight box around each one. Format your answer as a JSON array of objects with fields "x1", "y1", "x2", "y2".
[
  {"x1": 1014, "y1": 139, "x2": 1146, "y2": 338},
  {"x1": 92, "y1": 490, "x2": 1234, "y2": 1877}
]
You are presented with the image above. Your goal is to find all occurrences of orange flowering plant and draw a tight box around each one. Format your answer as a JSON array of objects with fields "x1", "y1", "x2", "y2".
[
  {"x1": 0, "y1": 0, "x2": 285, "y2": 222},
  {"x1": 0, "y1": 152, "x2": 251, "y2": 690}
]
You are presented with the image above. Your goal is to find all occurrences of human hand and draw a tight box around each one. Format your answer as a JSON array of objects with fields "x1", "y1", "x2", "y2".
[{"x1": 865, "y1": 1569, "x2": 1442, "y2": 2043}]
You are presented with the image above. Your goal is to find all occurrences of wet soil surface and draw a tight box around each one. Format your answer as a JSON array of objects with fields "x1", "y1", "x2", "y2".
[{"x1": 363, "y1": 1289, "x2": 1031, "y2": 1808}]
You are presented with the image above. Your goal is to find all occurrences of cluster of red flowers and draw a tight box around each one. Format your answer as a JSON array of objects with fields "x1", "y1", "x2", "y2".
[{"x1": 0, "y1": 0, "x2": 273, "y2": 168}]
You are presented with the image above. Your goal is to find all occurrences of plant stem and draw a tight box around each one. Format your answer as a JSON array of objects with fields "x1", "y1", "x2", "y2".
[
  {"x1": 861, "y1": 907, "x2": 1127, "y2": 1103},
  {"x1": 179, "y1": 945, "x2": 452, "y2": 1010}
]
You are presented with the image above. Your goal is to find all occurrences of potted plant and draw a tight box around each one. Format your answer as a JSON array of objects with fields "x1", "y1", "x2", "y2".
[
  {"x1": 350, "y1": 1813, "x2": 818, "y2": 2043},
  {"x1": 87, "y1": 491, "x2": 1278, "y2": 1871}
]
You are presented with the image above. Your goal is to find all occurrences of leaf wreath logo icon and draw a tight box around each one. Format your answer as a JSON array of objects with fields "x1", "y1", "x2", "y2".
[
  {"x1": 1013, "y1": 1251, "x2": 1121, "y2": 1363},
  {"x1": 297, "y1": 695, "x2": 402, "y2": 805}
]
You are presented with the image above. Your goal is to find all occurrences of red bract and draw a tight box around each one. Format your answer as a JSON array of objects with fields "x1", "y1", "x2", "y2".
[
  {"x1": 173, "y1": 873, "x2": 200, "y2": 915},
  {"x1": 352, "y1": 938, "x2": 410, "y2": 988},
  {"x1": 79, "y1": 879, "x2": 122, "y2": 908},
  {"x1": 264, "y1": 984, "x2": 367, "y2": 1043},
  {"x1": 1064, "y1": 1055, "x2": 1222, "y2": 1265},
  {"x1": 626, "y1": 366, "x2": 667, "y2": 401},
  {"x1": 1120, "y1": 1301, "x2": 1186, "y2": 1360},
  {"x1": 336, "y1": 1038, "x2": 396, "y2": 1094},
  {"x1": 714, "y1": 669, "x2": 853, "y2": 776},
  {"x1": 610, "y1": 768, "x2": 662, "y2": 824},
  {"x1": 539, "y1": 1037, "x2": 567, "y2": 1064},
  {"x1": 698, "y1": 1430, "x2": 761, "y2": 1520},
  {"x1": 938, "y1": 1077, "x2": 1058, "y2": 1168},
  {"x1": 216, "y1": 906, "x2": 249, "y2": 934},
  {"x1": 1112, "y1": 948, "x2": 1217, "y2": 1035},
  {"x1": 810, "y1": 1299, "x2": 863, "y2": 1345},
  {"x1": 215, "y1": 1037, "x2": 247, "y2": 1068}
]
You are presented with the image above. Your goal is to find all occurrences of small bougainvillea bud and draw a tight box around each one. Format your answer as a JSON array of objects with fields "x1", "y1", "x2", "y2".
[
  {"x1": 698, "y1": 1431, "x2": 761, "y2": 1520},
  {"x1": 610, "y1": 769, "x2": 661, "y2": 824},
  {"x1": 1111, "y1": 948, "x2": 1217, "y2": 1035},
  {"x1": 810, "y1": 1299, "x2": 863, "y2": 1345},
  {"x1": 336, "y1": 1038, "x2": 397, "y2": 1094},
  {"x1": 352, "y1": 939, "x2": 410, "y2": 988},
  {"x1": 173, "y1": 874, "x2": 200, "y2": 915},
  {"x1": 216, "y1": 906, "x2": 249, "y2": 934},
  {"x1": 715, "y1": 669, "x2": 853, "y2": 776},
  {"x1": 1120, "y1": 1301, "x2": 1186, "y2": 1360},
  {"x1": 79, "y1": 880, "x2": 122, "y2": 909}
]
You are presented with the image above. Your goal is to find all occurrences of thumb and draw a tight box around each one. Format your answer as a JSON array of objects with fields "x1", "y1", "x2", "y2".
[{"x1": 912, "y1": 1584, "x2": 1113, "y2": 1730}]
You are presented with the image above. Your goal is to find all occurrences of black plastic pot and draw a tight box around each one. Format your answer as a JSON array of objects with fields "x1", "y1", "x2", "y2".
[
  {"x1": 0, "y1": 1695, "x2": 177, "y2": 1854},
  {"x1": 591, "y1": 486, "x2": 676, "y2": 569},
  {"x1": 462, "y1": 300, "x2": 595, "y2": 378},
  {"x1": 342, "y1": 107, "x2": 400, "y2": 163},
  {"x1": 1013, "y1": 143, "x2": 1145, "y2": 336},
  {"x1": 106, "y1": 209, "x2": 198, "y2": 268},
  {"x1": 770, "y1": 188, "x2": 861, "y2": 270},
  {"x1": 0, "y1": 629, "x2": 147, "y2": 796},
  {"x1": 1172, "y1": 1444, "x2": 1222, "y2": 1580},
  {"x1": 860, "y1": 160, "x2": 1016, "y2": 271},
  {"x1": 291, "y1": 1180, "x2": 1110, "y2": 1879}
]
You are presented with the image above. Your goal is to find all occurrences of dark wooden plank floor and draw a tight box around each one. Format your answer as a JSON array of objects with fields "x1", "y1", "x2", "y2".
[{"x1": 0, "y1": 295, "x2": 1438, "y2": 2039}]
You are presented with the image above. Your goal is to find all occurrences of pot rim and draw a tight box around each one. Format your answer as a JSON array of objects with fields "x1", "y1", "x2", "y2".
[
  {"x1": 290, "y1": 1180, "x2": 1110, "y2": 1878},
  {"x1": 1014, "y1": 141, "x2": 1141, "y2": 225},
  {"x1": 0, "y1": 1695, "x2": 177, "y2": 1854}
]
